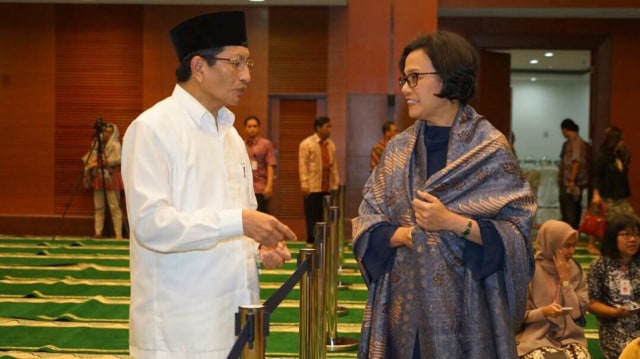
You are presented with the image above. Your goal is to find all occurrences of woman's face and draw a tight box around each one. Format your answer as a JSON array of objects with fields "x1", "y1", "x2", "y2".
[
  {"x1": 560, "y1": 233, "x2": 578, "y2": 261},
  {"x1": 400, "y1": 50, "x2": 447, "y2": 121},
  {"x1": 617, "y1": 227, "x2": 640, "y2": 258},
  {"x1": 102, "y1": 126, "x2": 114, "y2": 142}
]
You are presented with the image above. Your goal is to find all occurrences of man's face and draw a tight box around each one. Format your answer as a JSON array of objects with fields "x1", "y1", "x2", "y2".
[
  {"x1": 245, "y1": 118, "x2": 260, "y2": 138},
  {"x1": 196, "y1": 46, "x2": 252, "y2": 111},
  {"x1": 316, "y1": 122, "x2": 332, "y2": 141}
]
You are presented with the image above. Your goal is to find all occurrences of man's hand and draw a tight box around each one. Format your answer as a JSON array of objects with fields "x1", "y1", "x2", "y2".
[
  {"x1": 242, "y1": 209, "x2": 297, "y2": 247},
  {"x1": 259, "y1": 241, "x2": 292, "y2": 269}
]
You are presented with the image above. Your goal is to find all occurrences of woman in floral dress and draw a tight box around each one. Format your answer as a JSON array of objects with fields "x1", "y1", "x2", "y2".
[{"x1": 587, "y1": 213, "x2": 640, "y2": 358}]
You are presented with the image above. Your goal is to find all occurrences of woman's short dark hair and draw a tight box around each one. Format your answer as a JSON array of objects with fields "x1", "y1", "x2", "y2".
[
  {"x1": 399, "y1": 31, "x2": 478, "y2": 104},
  {"x1": 175, "y1": 47, "x2": 224, "y2": 83},
  {"x1": 600, "y1": 213, "x2": 640, "y2": 260}
]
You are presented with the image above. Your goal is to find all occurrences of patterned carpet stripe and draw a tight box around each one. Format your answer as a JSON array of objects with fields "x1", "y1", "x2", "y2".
[{"x1": 0, "y1": 236, "x2": 604, "y2": 358}]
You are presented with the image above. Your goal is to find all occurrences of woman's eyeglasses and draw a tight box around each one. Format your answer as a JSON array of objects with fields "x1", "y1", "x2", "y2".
[
  {"x1": 618, "y1": 231, "x2": 639, "y2": 239},
  {"x1": 398, "y1": 72, "x2": 438, "y2": 88}
]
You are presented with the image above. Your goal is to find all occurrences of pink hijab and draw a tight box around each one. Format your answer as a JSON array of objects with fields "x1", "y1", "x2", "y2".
[{"x1": 533, "y1": 220, "x2": 581, "y2": 303}]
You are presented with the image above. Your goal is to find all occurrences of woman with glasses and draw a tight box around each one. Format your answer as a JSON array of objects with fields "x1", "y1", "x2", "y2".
[
  {"x1": 352, "y1": 31, "x2": 536, "y2": 358},
  {"x1": 587, "y1": 214, "x2": 640, "y2": 358},
  {"x1": 516, "y1": 220, "x2": 590, "y2": 359}
]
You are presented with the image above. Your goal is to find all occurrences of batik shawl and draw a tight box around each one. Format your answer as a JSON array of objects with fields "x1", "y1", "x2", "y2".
[{"x1": 352, "y1": 105, "x2": 537, "y2": 359}]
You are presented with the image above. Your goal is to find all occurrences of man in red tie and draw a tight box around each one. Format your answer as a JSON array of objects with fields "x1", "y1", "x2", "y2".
[{"x1": 298, "y1": 116, "x2": 340, "y2": 244}]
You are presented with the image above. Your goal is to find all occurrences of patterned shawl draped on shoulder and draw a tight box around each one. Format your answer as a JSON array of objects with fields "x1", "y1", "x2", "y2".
[{"x1": 352, "y1": 105, "x2": 537, "y2": 358}]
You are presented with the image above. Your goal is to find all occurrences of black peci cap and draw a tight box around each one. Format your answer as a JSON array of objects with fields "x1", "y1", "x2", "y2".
[{"x1": 169, "y1": 11, "x2": 248, "y2": 62}]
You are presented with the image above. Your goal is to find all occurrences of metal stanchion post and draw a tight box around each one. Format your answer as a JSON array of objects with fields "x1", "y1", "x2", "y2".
[
  {"x1": 313, "y1": 222, "x2": 328, "y2": 359},
  {"x1": 238, "y1": 305, "x2": 266, "y2": 359},
  {"x1": 336, "y1": 185, "x2": 356, "y2": 289},
  {"x1": 298, "y1": 248, "x2": 317, "y2": 359},
  {"x1": 323, "y1": 197, "x2": 347, "y2": 316},
  {"x1": 323, "y1": 194, "x2": 332, "y2": 222},
  {"x1": 325, "y1": 206, "x2": 358, "y2": 352}
]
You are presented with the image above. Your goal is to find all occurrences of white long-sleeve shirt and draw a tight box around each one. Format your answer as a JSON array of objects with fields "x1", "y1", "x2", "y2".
[{"x1": 122, "y1": 84, "x2": 258, "y2": 359}]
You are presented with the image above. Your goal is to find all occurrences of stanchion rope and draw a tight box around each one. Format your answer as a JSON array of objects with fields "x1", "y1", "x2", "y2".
[{"x1": 227, "y1": 254, "x2": 313, "y2": 359}]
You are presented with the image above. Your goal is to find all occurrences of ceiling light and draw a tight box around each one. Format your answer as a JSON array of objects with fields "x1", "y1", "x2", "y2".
[
  {"x1": 544, "y1": 52, "x2": 554, "y2": 57},
  {"x1": 249, "y1": 0, "x2": 264, "y2": 2},
  {"x1": 529, "y1": 59, "x2": 539, "y2": 64},
  {"x1": 530, "y1": 77, "x2": 537, "y2": 82}
]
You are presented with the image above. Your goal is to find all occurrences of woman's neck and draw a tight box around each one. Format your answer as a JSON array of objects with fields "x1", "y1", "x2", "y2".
[
  {"x1": 620, "y1": 255, "x2": 632, "y2": 266},
  {"x1": 425, "y1": 101, "x2": 461, "y2": 127}
]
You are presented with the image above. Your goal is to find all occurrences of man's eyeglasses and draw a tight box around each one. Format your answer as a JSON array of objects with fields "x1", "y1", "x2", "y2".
[
  {"x1": 398, "y1": 72, "x2": 439, "y2": 88},
  {"x1": 213, "y1": 57, "x2": 254, "y2": 71},
  {"x1": 618, "y1": 232, "x2": 639, "y2": 239}
]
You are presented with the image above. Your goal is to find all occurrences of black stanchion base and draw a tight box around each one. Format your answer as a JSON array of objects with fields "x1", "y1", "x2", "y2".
[{"x1": 327, "y1": 336, "x2": 359, "y2": 352}]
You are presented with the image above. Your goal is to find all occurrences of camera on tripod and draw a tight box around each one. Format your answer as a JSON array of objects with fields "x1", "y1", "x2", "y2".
[{"x1": 94, "y1": 117, "x2": 104, "y2": 135}]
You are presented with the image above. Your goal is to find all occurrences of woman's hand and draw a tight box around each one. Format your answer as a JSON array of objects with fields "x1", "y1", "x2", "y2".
[
  {"x1": 412, "y1": 190, "x2": 453, "y2": 232},
  {"x1": 390, "y1": 226, "x2": 413, "y2": 248},
  {"x1": 615, "y1": 306, "x2": 633, "y2": 318},
  {"x1": 553, "y1": 248, "x2": 571, "y2": 282},
  {"x1": 542, "y1": 302, "x2": 569, "y2": 318}
]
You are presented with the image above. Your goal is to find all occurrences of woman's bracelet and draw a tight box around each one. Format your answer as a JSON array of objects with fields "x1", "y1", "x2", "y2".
[{"x1": 461, "y1": 219, "x2": 473, "y2": 239}]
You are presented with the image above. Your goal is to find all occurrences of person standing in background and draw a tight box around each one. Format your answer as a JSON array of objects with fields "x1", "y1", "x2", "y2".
[
  {"x1": 558, "y1": 118, "x2": 589, "y2": 229},
  {"x1": 589, "y1": 126, "x2": 636, "y2": 255},
  {"x1": 121, "y1": 11, "x2": 294, "y2": 358},
  {"x1": 244, "y1": 115, "x2": 276, "y2": 213},
  {"x1": 82, "y1": 122, "x2": 124, "y2": 239},
  {"x1": 370, "y1": 120, "x2": 399, "y2": 170},
  {"x1": 299, "y1": 116, "x2": 340, "y2": 244}
]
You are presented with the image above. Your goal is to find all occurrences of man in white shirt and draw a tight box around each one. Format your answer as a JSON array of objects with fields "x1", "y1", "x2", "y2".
[
  {"x1": 298, "y1": 116, "x2": 340, "y2": 244},
  {"x1": 121, "y1": 11, "x2": 294, "y2": 359}
]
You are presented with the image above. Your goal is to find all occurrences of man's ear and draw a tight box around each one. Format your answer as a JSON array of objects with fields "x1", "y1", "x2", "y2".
[{"x1": 191, "y1": 56, "x2": 204, "y2": 74}]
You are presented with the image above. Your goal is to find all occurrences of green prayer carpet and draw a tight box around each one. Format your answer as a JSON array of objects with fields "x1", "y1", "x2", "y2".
[{"x1": 0, "y1": 235, "x2": 604, "y2": 358}]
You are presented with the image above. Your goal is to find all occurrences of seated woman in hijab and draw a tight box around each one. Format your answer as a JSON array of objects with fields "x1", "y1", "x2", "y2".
[{"x1": 516, "y1": 219, "x2": 590, "y2": 359}]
